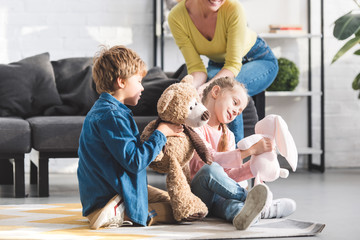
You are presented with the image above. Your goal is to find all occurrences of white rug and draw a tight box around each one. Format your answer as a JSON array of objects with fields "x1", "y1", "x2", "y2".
[{"x1": 0, "y1": 203, "x2": 325, "y2": 240}]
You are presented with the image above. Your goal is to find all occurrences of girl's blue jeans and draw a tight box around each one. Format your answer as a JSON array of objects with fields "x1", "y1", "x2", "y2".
[
  {"x1": 207, "y1": 36, "x2": 279, "y2": 143},
  {"x1": 190, "y1": 162, "x2": 248, "y2": 222}
]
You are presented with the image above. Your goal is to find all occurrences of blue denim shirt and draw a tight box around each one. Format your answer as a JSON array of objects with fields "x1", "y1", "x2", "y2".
[{"x1": 77, "y1": 93, "x2": 166, "y2": 226}]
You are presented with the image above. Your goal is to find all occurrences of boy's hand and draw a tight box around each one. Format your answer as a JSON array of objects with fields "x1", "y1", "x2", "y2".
[
  {"x1": 157, "y1": 122, "x2": 184, "y2": 137},
  {"x1": 251, "y1": 138, "x2": 273, "y2": 156}
]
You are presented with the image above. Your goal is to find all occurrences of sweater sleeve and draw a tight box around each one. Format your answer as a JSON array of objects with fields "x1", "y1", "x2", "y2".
[
  {"x1": 193, "y1": 127, "x2": 245, "y2": 168},
  {"x1": 225, "y1": 161, "x2": 254, "y2": 182},
  {"x1": 168, "y1": 3, "x2": 207, "y2": 74},
  {"x1": 190, "y1": 125, "x2": 254, "y2": 182},
  {"x1": 223, "y1": 1, "x2": 256, "y2": 76}
]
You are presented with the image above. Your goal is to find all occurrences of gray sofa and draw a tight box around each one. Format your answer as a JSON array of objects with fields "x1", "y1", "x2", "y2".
[{"x1": 0, "y1": 53, "x2": 262, "y2": 198}]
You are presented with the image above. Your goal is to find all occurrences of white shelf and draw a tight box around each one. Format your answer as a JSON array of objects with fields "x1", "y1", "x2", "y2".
[
  {"x1": 297, "y1": 147, "x2": 323, "y2": 155},
  {"x1": 161, "y1": 32, "x2": 322, "y2": 40},
  {"x1": 259, "y1": 32, "x2": 322, "y2": 39},
  {"x1": 265, "y1": 91, "x2": 322, "y2": 97}
]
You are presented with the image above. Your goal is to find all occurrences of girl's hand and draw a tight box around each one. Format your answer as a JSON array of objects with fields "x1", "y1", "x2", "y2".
[
  {"x1": 251, "y1": 138, "x2": 273, "y2": 155},
  {"x1": 157, "y1": 122, "x2": 184, "y2": 137}
]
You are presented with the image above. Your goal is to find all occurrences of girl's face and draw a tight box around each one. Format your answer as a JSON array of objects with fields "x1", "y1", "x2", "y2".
[
  {"x1": 213, "y1": 85, "x2": 248, "y2": 125},
  {"x1": 122, "y1": 73, "x2": 144, "y2": 106}
]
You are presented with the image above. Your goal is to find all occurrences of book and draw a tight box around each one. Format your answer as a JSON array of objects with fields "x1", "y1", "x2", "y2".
[
  {"x1": 269, "y1": 24, "x2": 303, "y2": 31},
  {"x1": 269, "y1": 29, "x2": 306, "y2": 34}
]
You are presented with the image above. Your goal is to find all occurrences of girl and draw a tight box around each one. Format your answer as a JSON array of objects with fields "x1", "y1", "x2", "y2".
[
  {"x1": 190, "y1": 76, "x2": 296, "y2": 230},
  {"x1": 168, "y1": 0, "x2": 279, "y2": 143}
]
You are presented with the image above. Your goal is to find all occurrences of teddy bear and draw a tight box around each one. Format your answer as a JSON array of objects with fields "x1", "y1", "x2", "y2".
[
  {"x1": 237, "y1": 114, "x2": 298, "y2": 186},
  {"x1": 141, "y1": 75, "x2": 212, "y2": 222}
]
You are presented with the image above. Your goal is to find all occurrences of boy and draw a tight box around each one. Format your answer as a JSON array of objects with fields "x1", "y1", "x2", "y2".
[{"x1": 77, "y1": 45, "x2": 183, "y2": 229}]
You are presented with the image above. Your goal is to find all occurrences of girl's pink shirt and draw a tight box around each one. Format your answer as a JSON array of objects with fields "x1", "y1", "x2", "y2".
[{"x1": 190, "y1": 124, "x2": 254, "y2": 182}]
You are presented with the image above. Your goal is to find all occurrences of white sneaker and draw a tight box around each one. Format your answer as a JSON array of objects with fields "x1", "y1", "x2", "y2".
[
  {"x1": 233, "y1": 184, "x2": 269, "y2": 230},
  {"x1": 90, "y1": 195, "x2": 128, "y2": 229},
  {"x1": 261, "y1": 198, "x2": 296, "y2": 219}
]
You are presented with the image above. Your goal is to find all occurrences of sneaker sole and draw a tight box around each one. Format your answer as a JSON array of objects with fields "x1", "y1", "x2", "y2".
[
  {"x1": 90, "y1": 195, "x2": 123, "y2": 230},
  {"x1": 233, "y1": 184, "x2": 268, "y2": 230}
]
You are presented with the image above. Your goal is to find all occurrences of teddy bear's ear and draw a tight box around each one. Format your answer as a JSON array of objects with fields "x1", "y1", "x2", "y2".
[
  {"x1": 180, "y1": 75, "x2": 194, "y2": 84},
  {"x1": 157, "y1": 89, "x2": 175, "y2": 115}
]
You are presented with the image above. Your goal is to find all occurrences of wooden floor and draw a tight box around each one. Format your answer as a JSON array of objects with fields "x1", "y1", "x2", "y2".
[{"x1": 0, "y1": 168, "x2": 359, "y2": 240}]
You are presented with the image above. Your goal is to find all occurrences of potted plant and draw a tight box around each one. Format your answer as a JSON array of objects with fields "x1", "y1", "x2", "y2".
[
  {"x1": 267, "y1": 57, "x2": 299, "y2": 91},
  {"x1": 332, "y1": 0, "x2": 360, "y2": 98}
]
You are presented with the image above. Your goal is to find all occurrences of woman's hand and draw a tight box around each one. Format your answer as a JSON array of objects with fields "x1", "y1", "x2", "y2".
[
  {"x1": 211, "y1": 68, "x2": 235, "y2": 81},
  {"x1": 197, "y1": 82, "x2": 210, "y2": 98},
  {"x1": 195, "y1": 68, "x2": 235, "y2": 97},
  {"x1": 190, "y1": 72, "x2": 207, "y2": 90}
]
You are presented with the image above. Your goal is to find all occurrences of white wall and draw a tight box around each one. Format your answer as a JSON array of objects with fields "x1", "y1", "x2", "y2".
[
  {"x1": 0, "y1": 0, "x2": 154, "y2": 65},
  {"x1": 1, "y1": 0, "x2": 359, "y2": 171},
  {"x1": 322, "y1": 1, "x2": 360, "y2": 168}
]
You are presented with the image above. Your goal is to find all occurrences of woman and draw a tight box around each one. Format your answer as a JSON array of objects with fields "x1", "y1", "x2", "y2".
[{"x1": 168, "y1": 0, "x2": 278, "y2": 142}]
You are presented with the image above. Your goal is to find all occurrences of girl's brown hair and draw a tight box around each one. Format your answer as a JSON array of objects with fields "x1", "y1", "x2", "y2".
[
  {"x1": 202, "y1": 76, "x2": 249, "y2": 152},
  {"x1": 92, "y1": 45, "x2": 147, "y2": 94}
]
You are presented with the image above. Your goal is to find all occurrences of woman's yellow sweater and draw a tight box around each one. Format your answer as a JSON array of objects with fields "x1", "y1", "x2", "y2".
[{"x1": 168, "y1": 0, "x2": 257, "y2": 76}]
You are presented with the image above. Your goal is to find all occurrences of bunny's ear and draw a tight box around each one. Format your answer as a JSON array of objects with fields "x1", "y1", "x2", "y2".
[{"x1": 275, "y1": 115, "x2": 298, "y2": 171}]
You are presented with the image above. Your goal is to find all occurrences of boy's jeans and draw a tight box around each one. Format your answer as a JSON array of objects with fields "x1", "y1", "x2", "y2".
[
  {"x1": 207, "y1": 36, "x2": 279, "y2": 143},
  {"x1": 190, "y1": 162, "x2": 248, "y2": 222}
]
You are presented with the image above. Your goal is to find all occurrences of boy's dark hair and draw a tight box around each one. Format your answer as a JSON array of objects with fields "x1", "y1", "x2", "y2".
[{"x1": 92, "y1": 45, "x2": 147, "y2": 94}]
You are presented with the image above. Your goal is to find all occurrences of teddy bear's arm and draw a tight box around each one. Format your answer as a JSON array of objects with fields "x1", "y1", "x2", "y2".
[{"x1": 182, "y1": 163, "x2": 191, "y2": 185}]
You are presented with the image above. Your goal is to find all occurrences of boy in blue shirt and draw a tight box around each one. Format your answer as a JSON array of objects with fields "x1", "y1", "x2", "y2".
[{"x1": 77, "y1": 45, "x2": 183, "y2": 229}]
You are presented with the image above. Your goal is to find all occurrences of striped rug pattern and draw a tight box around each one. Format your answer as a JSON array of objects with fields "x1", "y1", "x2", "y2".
[{"x1": 0, "y1": 203, "x2": 325, "y2": 239}]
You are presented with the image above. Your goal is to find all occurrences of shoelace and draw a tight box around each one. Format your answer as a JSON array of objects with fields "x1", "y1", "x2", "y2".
[
  {"x1": 106, "y1": 220, "x2": 133, "y2": 228},
  {"x1": 105, "y1": 217, "x2": 123, "y2": 228}
]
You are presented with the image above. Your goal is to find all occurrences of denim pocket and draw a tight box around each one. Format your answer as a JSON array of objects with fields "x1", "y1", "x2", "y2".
[{"x1": 244, "y1": 37, "x2": 271, "y2": 62}]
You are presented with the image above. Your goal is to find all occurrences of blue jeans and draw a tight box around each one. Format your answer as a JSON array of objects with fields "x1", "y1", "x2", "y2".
[
  {"x1": 190, "y1": 162, "x2": 248, "y2": 222},
  {"x1": 207, "y1": 36, "x2": 279, "y2": 142}
]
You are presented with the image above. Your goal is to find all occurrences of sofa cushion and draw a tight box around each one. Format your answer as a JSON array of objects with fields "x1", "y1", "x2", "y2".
[
  {"x1": 0, "y1": 53, "x2": 62, "y2": 118},
  {"x1": 0, "y1": 117, "x2": 31, "y2": 153},
  {"x1": 27, "y1": 116, "x2": 85, "y2": 152},
  {"x1": 128, "y1": 67, "x2": 179, "y2": 116},
  {"x1": 44, "y1": 57, "x2": 99, "y2": 116},
  {"x1": 27, "y1": 116, "x2": 157, "y2": 153},
  {"x1": 243, "y1": 97, "x2": 258, "y2": 138}
]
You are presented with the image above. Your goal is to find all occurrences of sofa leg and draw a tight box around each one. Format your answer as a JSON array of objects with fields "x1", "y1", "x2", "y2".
[
  {"x1": 38, "y1": 157, "x2": 49, "y2": 197},
  {"x1": 30, "y1": 161, "x2": 38, "y2": 184},
  {"x1": 13, "y1": 157, "x2": 25, "y2": 198},
  {"x1": 0, "y1": 160, "x2": 14, "y2": 184}
]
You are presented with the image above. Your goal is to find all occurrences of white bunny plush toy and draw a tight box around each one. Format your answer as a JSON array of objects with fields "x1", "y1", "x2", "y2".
[{"x1": 237, "y1": 114, "x2": 298, "y2": 186}]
